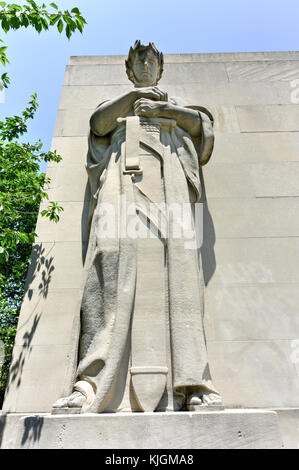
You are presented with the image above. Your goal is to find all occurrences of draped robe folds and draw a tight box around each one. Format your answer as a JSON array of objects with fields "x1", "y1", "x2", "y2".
[{"x1": 76, "y1": 97, "x2": 218, "y2": 413}]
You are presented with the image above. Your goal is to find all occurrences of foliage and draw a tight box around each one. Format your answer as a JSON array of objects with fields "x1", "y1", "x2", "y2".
[
  {"x1": 0, "y1": 1, "x2": 86, "y2": 406},
  {"x1": 0, "y1": 1, "x2": 86, "y2": 87}
]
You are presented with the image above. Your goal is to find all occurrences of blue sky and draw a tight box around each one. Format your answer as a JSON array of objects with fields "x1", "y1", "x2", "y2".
[{"x1": 1, "y1": 0, "x2": 299, "y2": 166}]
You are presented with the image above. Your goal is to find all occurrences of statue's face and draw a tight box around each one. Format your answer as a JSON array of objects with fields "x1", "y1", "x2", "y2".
[{"x1": 131, "y1": 49, "x2": 159, "y2": 87}]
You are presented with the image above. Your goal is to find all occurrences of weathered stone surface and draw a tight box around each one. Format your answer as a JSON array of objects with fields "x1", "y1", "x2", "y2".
[
  {"x1": 6, "y1": 409, "x2": 299, "y2": 449},
  {"x1": 204, "y1": 106, "x2": 240, "y2": 132},
  {"x1": 206, "y1": 197, "x2": 299, "y2": 238},
  {"x1": 56, "y1": 104, "x2": 299, "y2": 137},
  {"x1": 3, "y1": 345, "x2": 72, "y2": 412},
  {"x1": 54, "y1": 105, "x2": 242, "y2": 136},
  {"x1": 23, "y1": 242, "x2": 85, "y2": 292},
  {"x1": 59, "y1": 84, "x2": 132, "y2": 108},
  {"x1": 205, "y1": 284, "x2": 299, "y2": 341},
  {"x1": 12, "y1": 410, "x2": 282, "y2": 449},
  {"x1": 13, "y1": 288, "x2": 82, "y2": 347},
  {"x1": 53, "y1": 108, "x2": 91, "y2": 137},
  {"x1": 273, "y1": 408, "x2": 299, "y2": 449},
  {"x1": 226, "y1": 60, "x2": 299, "y2": 82},
  {"x1": 45, "y1": 166, "x2": 88, "y2": 202},
  {"x1": 48, "y1": 136, "x2": 88, "y2": 167},
  {"x1": 253, "y1": 162, "x2": 299, "y2": 196},
  {"x1": 208, "y1": 340, "x2": 299, "y2": 408},
  {"x1": 59, "y1": 82, "x2": 294, "y2": 109},
  {"x1": 0, "y1": 413, "x2": 31, "y2": 449},
  {"x1": 237, "y1": 105, "x2": 299, "y2": 132},
  {"x1": 64, "y1": 62, "x2": 228, "y2": 86},
  {"x1": 203, "y1": 162, "x2": 299, "y2": 197},
  {"x1": 35, "y1": 202, "x2": 85, "y2": 243},
  {"x1": 69, "y1": 51, "x2": 299, "y2": 65},
  {"x1": 205, "y1": 237, "x2": 299, "y2": 285},
  {"x1": 212, "y1": 132, "x2": 299, "y2": 164}
]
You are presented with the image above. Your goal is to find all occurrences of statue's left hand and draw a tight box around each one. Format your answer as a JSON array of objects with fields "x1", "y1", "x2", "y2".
[{"x1": 133, "y1": 98, "x2": 166, "y2": 118}]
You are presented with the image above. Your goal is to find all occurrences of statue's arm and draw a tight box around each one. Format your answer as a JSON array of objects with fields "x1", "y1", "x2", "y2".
[
  {"x1": 90, "y1": 91, "x2": 136, "y2": 136},
  {"x1": 133, "y1": 99, "x2": 202, "y2": 137},
  {"x1": 90, "y1": 87, "x2": 169, "y2": 136},
  {"x1": 159, "y1": 103, "x2": 202, "y2": 137}
]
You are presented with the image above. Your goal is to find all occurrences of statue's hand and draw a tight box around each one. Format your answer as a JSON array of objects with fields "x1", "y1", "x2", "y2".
[
  {"x1": 133, "y1": 98, "x2": 166, "y2": 118},
  {"x1": 133, "y1": 86, "x2": 168, "y2": 102}
]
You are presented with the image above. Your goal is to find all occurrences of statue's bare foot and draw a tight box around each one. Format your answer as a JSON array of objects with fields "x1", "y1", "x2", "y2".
[
  {"x1": 201, "y1": 391, "x2": 223, "y2": 406},
  {"x1": 187, "y1": 394, "x2": 202, "y2": 409},
  {"x1": 52, "y1": 391, "x2": 86, "y2": 413},
  {"x1": 187, "y1": 390, "x2": 223, "y2": 411},
  {"x1": 51, "y1": 380, "x2": 95, "y2": 414}
]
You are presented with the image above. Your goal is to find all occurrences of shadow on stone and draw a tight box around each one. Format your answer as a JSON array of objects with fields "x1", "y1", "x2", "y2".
[
  {"x1": 199, "y1": 168, "x2": 216, "y2": 286},
  {"x1": 81, "y1": 182, "x2": 91, "y2": 265},
  {"x1": 4, "y1": 313, "x2": 41, "y2": 394},
  {"x1": 25, "y1": 243, "x2": 55, "y2": 300},
  {"x1": 21, "y1": 415, "x2": 44, "y2": 447},
  {"x1": 3, "y1": 244, "x2": 54, "y2": 396},
  {"x1": 0, "y1": 414, "x2": 7, "y2": 447}
]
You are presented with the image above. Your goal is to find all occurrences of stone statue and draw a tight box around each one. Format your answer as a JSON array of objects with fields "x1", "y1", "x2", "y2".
[{"x1": 52, "y1": 41, "x2": 222, "y2": 414}]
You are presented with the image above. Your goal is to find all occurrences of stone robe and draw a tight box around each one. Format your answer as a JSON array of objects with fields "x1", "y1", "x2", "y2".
[{"x1": 76, "y1": 97, "x2": 217, "y2": 413}]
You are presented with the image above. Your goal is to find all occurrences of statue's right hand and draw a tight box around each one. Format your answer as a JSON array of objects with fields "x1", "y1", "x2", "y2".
[{"x1": 133, "y1": 86, "x2": 168, "y2": 102}]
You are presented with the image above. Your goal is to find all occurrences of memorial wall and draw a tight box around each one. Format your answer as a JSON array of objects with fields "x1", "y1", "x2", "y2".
[{"x1": 2, "y1": 50, "x2": 299, "y2": 447}]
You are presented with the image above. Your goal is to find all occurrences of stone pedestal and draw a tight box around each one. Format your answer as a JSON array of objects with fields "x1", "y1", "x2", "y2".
[{"x1": 8, "y1": 410, "x2": 282, "y2": 449}]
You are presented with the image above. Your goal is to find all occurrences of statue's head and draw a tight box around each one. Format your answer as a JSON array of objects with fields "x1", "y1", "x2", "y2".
[{"x1": 126, "y1": 40, "x2": 164, "y2": 87}]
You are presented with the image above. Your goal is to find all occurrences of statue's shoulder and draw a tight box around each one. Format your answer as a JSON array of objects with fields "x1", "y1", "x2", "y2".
[
  {"x1": 169, "y1": 96, "x2": 213, "y2": 124},
  {"x1": 95, "y1": 100, "x2": 109, "y2": 110}
]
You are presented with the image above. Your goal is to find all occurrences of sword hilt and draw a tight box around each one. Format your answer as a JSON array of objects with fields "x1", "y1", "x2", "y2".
[{"x1": 117, "y1": 116, "x2": 143, "y2": 178}]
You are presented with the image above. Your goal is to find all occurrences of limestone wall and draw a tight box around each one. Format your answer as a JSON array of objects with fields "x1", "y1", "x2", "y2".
[{"x1": 3, "y1": 51, "x2": 299, "y2": 413}]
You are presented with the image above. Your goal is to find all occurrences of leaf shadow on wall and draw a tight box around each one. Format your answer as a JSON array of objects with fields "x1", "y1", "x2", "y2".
[{"x1": 4, "y1": 244, "x2": 55, "y2": 397}]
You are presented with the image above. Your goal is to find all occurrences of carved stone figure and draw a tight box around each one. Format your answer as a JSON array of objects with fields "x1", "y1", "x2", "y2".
[{"x1": 52, "y1": 41, "x2": 222, "y2": 414}]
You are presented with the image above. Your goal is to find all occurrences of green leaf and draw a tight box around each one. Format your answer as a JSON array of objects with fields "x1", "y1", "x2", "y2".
[
  {"x1": 50, "y1": 2, "x2": 58, "y2": 9},
  {"x1": 40, "y1": 16, "x2": 48, "y2": 30},
  {"x1": 49, "y1": 13, "x2": 60, "y2": 25},
  {"x1": 1, "y1": 17, "x2": 10, "y2": 32},
  {"x1": 0, "y1": 2, "x2": 7, "y2": 8},
  {"x1": 9, "y1": 15, "x2": 21, "y2": 29},
  {"x1": 79, "y1": 15, "x2": 87, "y2": 25},
  {"x1": 1, "y1": 72, "x2": 10, "y2": 88},
  {"x1": 34, "y1": 18, "x2": 42, "y2": 33},
  {"x1": 63, "y1": 14, "x2": 72, "y2": 25},
  {"x1": 71, "y1": 7, "x2": 80, "y2": 14},
  {"x1": 8, "y1": 3, "x2": 22, "y2": 11},
  {"x1": 65, "y1": 23, "x2": 71, "y2": 39},
  {"x1": 0, "y1": 54, "x2": 9, "y2": 66},
  {"x1": 75, "y1": 18, "x2": 83, "y2": 33},
  {"x1": 26, "y1": 0, "x2": 38, "y2": 10},
  {"x1": 20, "y1": 13, "x2": 30, "y2": 27},
  {"x1": 57, "y1": 18, "x2": 63, "y2": 33}
]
